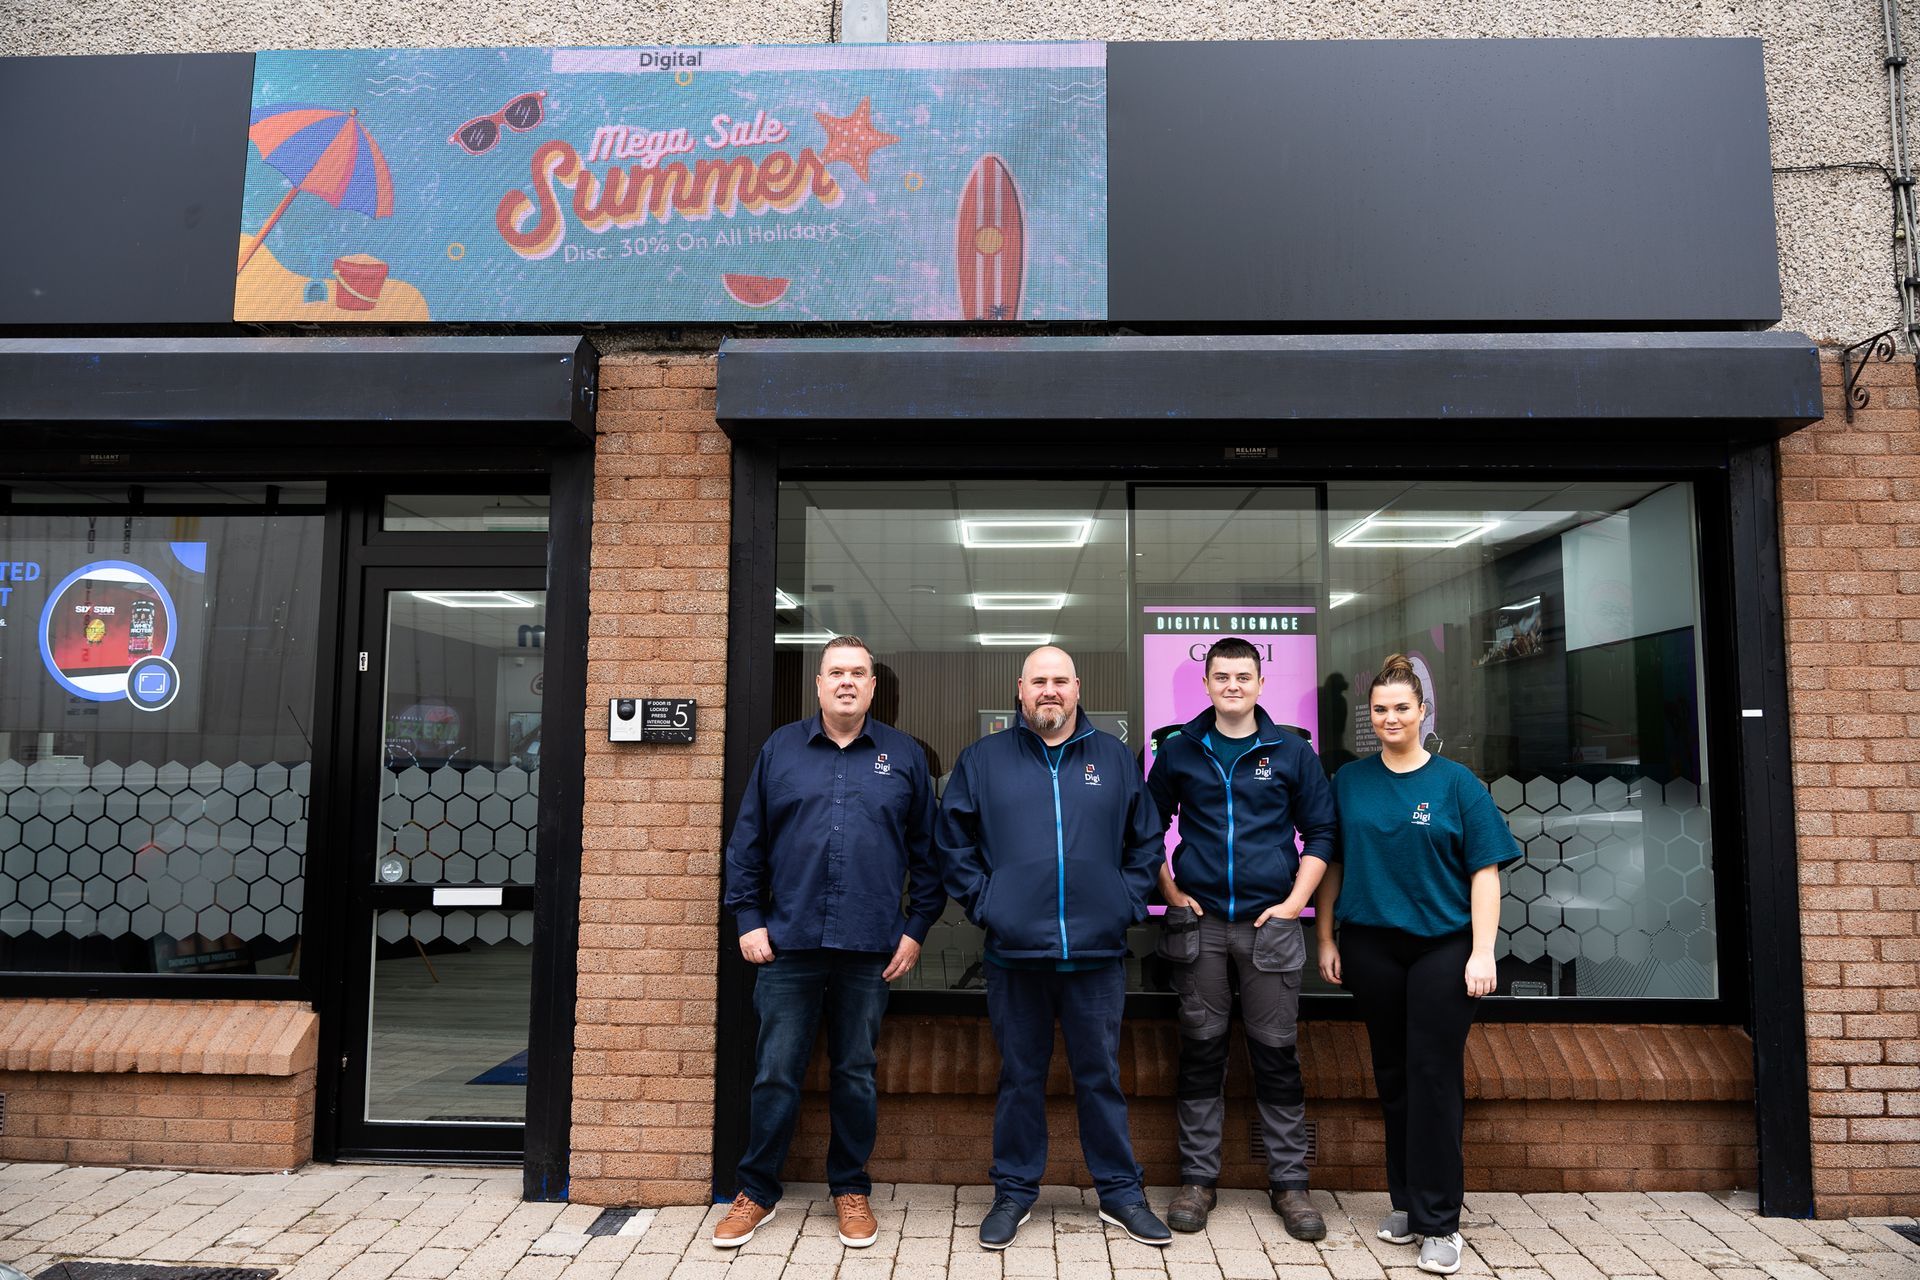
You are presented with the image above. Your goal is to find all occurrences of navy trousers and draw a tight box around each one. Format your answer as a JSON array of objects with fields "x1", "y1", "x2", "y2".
[{"x1": 984, "y1": 958, "x2": 1145, "y2": 1210}]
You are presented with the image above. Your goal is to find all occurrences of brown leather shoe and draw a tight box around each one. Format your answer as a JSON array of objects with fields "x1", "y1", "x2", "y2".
[
  {"x1": 1272, "y1": 1188, "x2": 1326, "y2": 1241},
  {"x1": 1166, "y1": 1183, "x2": 1216, "y2": 1233},
  {"x1": 712, "y1": 1192, "x2": 775, "y2": 1247},
  {"x1": 834, "y1": 1192, "x2": 878, "y2": 1247}
]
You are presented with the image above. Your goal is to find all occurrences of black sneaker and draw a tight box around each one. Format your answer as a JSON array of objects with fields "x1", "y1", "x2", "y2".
[
  {"x1": 1099, "y1": 1199, "x2": 1173, "y2": 1246},
  {"x1": 978, "y1": 1194, "x2": 1031, "y2": 1250}
]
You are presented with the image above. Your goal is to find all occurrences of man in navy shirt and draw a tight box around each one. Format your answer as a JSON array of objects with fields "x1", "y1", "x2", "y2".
[
  {"x1": 938, "y1": 645, "x2": 1172, "y2": 1251},
  {"x1": 715, "y1": 636, "x2": 944, "y2": 1250}
]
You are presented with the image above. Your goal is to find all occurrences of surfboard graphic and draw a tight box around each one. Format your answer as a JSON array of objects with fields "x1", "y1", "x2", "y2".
[{"x1": 956, "y1": 154, "x2": 1025, "y2": 321}]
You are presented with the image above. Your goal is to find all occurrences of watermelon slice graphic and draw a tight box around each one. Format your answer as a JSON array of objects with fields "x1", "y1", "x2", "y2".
[{"x1": 722, "y1": 274, "x2": 791, "y2": 308}]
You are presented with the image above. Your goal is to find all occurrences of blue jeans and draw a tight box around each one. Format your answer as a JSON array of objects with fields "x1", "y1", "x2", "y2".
[
  {"x1": 984, "y1": 959, "x2": 1144, "y2": 1210},
  {"x1": 735, "y1": 948, "x2": 891, "y2": 1208}
]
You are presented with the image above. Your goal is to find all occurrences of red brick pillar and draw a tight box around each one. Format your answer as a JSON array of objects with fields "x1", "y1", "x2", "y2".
[
  {"x1": 1783, "y1": 354, "x2": 1920, "y2": 1216},
  {"x1": 572, "y1": 354, "x2": 730, "y2": 1206}
]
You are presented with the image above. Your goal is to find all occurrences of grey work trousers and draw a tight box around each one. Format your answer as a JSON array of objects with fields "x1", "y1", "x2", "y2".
[{"x1": 1167, "y1": 912, "x2": 1310, "y2": 1189}]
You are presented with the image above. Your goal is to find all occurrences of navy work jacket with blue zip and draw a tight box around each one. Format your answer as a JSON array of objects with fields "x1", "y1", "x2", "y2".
[
  {"x1": 1146, "y1": 705, "x2": 1337, "y2": 921},
  {"x1": 936, "y1": 711, "x2": 1164, "y2": 962}
]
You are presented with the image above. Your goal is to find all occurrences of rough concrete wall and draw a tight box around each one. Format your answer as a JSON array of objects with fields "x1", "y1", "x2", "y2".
[
  {"x1": 1781, "y1": 355, "x2": 1920, "y2": 1218},
  {"x1": 3, "y1": 1, "x2": 1915, "y2": 343}
]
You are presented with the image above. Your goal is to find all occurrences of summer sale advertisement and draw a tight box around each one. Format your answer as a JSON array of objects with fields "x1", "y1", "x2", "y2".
[{"x1": 236, "y1": 44, "x2": 1108, "y2": 322}]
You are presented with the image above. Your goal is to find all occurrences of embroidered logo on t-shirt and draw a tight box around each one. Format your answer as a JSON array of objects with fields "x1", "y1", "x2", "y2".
[
  {"x1": 873, "y1": 753, "x2": 891, "y2": 776},
  {"x1": 1084, "y1": 763, "x2": 1102, "y2": 786},
  {"x1": 1411, "y1": 801, "x2": 1432, "y2": 827},
  {"x1": 1254, "y1": 756, "x2": 1273, "y2": 780}
]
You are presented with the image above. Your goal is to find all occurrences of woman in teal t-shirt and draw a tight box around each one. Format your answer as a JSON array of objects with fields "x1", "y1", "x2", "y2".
[{"x1": 1312, "y1": 654, "x2": 1517, "y2": 1277}]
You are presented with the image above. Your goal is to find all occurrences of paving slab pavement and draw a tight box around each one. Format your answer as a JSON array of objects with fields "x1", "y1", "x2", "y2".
[{"x1": 0, "y1": 1163, "x2": 1914, "y2": 1280}]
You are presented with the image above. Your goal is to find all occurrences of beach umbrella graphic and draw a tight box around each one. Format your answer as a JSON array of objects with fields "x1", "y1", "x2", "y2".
[{"x1": 238, "y1": 105, "x2": 394, "y2": 274}]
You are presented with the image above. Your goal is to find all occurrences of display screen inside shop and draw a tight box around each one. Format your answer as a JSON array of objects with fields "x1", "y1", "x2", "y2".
[{"x1": 1, "y1": 540, "x2": 206, "y2": 729}]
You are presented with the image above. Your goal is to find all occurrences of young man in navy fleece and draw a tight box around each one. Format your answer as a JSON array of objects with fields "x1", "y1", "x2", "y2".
[{"x1": 1146, "y1": 636, "x2": 1336, "y2": 1240}]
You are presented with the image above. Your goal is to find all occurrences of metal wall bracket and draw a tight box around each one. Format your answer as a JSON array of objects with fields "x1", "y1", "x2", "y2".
[{"x1": 1840, "y1": 328, "x2": 1897, "y2": 421}]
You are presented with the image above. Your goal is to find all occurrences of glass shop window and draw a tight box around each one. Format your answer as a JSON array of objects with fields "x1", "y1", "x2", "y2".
[
  {"x1": 771, "y1": 479, "x2": 1716, "y2": 1004},
  {"x1": 0, "y1": 498, "x2": 325, "y2": 976}
]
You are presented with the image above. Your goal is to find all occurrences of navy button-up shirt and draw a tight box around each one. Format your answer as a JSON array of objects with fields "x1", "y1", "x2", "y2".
[{"x1": 723, "y1": 713, "x2": 944, "y2": 954}]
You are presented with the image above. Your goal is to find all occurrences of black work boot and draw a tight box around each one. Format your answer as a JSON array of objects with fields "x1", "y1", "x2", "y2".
[
  {"x1": 1271, "y1": 1188, "x2": 1326, "y2": 1241},
  {"x1": 1166, "y1": 1184, "x2": 1216, "y2": 1232}
]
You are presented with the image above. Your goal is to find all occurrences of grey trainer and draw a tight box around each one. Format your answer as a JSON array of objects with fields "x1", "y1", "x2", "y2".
[
  {"x1": 1418, "y1": 1231, "x2": 1464, "y2": 1275},
  {"x1": 1378, "y1": 1211, "x2": 1415, "y2": 1245}
]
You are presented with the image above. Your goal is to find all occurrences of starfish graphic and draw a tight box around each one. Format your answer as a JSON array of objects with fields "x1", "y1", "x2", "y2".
[
  {"x1": 988, "y1": 304, "x2": 1010, "y2": 320},
  {"x1": 813, "y1": 97, "x2": 900, "y2": 183}
]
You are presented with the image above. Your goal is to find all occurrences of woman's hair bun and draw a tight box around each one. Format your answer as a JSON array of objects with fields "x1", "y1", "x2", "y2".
[{"x1": 1369, "y1": 652, "x2": 1425, "y2": 705}]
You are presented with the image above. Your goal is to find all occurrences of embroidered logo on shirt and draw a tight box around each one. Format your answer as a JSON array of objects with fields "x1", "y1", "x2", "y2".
[
  {"x1": 1084, "y1": 763, "x2": 1102, "y2": 786},
  {"x1": 1411, "y1": 801, "x2": 1432, "y2": 826},
  {"x1": 873, "y1": 753, "x2": 891, "y2": 776},
  {"x1": 1254, "y1": 756, "x2": 1273, "y2": 780}
]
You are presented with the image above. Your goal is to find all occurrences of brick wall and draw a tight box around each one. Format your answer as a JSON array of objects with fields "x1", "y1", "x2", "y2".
[
  {"x1": 786, "y1": 1097, "x2": 1756, "y2": 1194},
  {"x1": 0, "y1": 1068, "x2": 314, "y2": 1171},
  {"x1": 1782, "y1": 355, "x2": 1920, "y2": 1217},
  {"x1": 570, "y1": 354, "x2": 731, "y2": 1207},
  {"x1": 0, "y1": 999, "x2": 317, "y2": 1172},
  {"x1": 778, "y1": 1018, "x2": 1756, "y2": 1196}
]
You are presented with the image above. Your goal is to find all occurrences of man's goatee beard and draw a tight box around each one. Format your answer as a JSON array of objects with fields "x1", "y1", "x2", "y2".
[{"x1": 1031, "y1": 705, "x2": 1067, "y2": 731}]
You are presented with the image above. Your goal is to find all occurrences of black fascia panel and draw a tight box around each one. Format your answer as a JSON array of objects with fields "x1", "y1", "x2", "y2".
[
  {"x1": 1108, "y1": 40, "x2": 1782, "y2": 328},
  {"x1": 0, "y1": 336, "x2": 597, "y2": 438},
  {"x1": 0, "y1": 54, "x2": 254, "y2": 326},
  {"x1": 715, "y1": 332, "x2": 1822, "y2": 433}
]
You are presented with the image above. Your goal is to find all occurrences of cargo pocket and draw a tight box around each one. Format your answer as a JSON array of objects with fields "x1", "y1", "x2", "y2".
[
  {"x1": 1252, "y1": 916, "x2": 1306, "y2": 973},
  {"x1": 1156, "y1": 903, "x2": 1202, "y2": 964}
]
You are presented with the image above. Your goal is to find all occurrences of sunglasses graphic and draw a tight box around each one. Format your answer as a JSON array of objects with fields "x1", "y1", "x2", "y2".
[{"x1": 449, "y1": 91, "x2": 546, "y2": 155}]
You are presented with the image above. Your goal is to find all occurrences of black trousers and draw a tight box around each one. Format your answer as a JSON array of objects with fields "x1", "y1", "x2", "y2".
[{"x1": 1339, "y1": 924, "x2": 1478, "y2": 1236}]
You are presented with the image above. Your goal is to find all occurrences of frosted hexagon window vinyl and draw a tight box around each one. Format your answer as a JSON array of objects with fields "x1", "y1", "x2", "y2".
[
  {"x1": 1491, "y1": 774, "x2": 1715, "y2": 999},
  {"x1": 0, "y1": 760, "x2": 308, "y2": 943},
  {"x1": 379, "y1": 767, "x2": 539, "y2": 886}
]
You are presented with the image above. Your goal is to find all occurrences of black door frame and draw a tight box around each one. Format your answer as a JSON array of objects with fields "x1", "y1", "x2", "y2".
[
  {"x1": 711, "y1": 429, "x2": 1810, "y2": 1217},
  {"x1": 332, "y1": 562, "x2": 547, "y2": 1162},
  {"x1": 305, "y1": 467, "x2": 594, "y2": 1197}
]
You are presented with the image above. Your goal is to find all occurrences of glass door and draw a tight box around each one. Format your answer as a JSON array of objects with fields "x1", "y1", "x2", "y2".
[{"x1": 337, "y1": 567, "x2": 545, "y2": 1158}]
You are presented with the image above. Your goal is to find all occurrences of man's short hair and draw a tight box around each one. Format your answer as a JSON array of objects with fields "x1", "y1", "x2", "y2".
[
  {"x1": 819, "y1": 635, "x2": 875, "y2": 671},
  {"x1": 1204, "y1": 636, "x2": 1262, "y2": 676}
]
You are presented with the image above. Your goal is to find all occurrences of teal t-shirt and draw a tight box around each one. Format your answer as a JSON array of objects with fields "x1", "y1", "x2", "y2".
[
  {"x1": 1206, "y1": 729, "x2": 1260, "y2": 774},
  {"x1": 1331, "y1": 753, "x2": 1519, "y2": 937}
]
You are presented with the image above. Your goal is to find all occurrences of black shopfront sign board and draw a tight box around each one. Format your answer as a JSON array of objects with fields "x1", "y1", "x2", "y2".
[
  {"x1": 1107, "y1": 39, "x2": 1781, "y2": 327},
  {"x1": 0, "y1": 39, "x2": 1781, "y2": 328}
]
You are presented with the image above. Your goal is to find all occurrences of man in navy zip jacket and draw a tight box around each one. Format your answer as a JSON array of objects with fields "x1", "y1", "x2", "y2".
[
  {"x1": 938, "y1": 645, "x2": 1172, "y2": 1251},
  {"x1": 1146, "y1": 637, "x2": 1336, "y2": 1240}
]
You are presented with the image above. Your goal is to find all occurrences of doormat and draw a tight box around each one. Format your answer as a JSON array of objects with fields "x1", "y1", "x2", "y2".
[
  {"x1": 35, "y1": 1267, "x2": 277, "y2": 1280},
  {"x1": 469, "y1": 1049, "x2": 528, "y2": 1085},
  {"x1": 1887, "y1": 1224, "x2": 1920, "y2": 1247}
]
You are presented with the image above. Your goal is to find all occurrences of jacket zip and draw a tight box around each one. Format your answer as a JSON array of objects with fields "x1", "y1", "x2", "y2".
[
  {"x1": 1036, "y1": 724, "x2": 1096, "y2": 959},
  {"x1": 1202, "y1": 730, "x2": 1284, "y2": 922}
]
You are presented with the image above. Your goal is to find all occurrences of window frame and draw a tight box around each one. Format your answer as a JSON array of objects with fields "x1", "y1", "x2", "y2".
[
  {"x1": 0, "y1": 490, "x2": 338, "y2": 999},
  {"x1": 735, "y1": 444, "x2": 1754, "y2": 1029}
]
